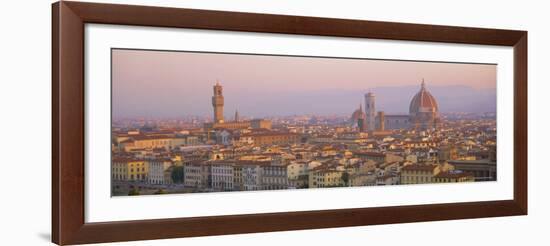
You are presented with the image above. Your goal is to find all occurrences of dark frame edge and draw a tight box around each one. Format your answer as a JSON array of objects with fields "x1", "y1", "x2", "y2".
[
  {"x1": 52, "y1": 2, "x2": 60, "y2": 244},
  {"x1": 63, "y1": 1, "x2": 526, "y2": 46},
  {"x1": 52, "y1": 1, "x2": 86, "y2": 245},
  {"x1": 513, "y1": 32, "x2": 528, "y2": 214},
  {"x1": 52, "y1": 1, "x2": 528, "y2": 245},
  {"x1": 70, "y1": 200, "x2": 524, "y2": 245}
]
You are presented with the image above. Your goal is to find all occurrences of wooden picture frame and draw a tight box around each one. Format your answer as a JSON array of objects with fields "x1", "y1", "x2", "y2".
[{"x1": 52, "y1": 1, "x2": 527, "y2": 245}]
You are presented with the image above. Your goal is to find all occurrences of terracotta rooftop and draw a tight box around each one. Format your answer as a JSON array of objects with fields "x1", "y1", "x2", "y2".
[
  {"x1": 401, "y1": 164, "x2": 438, "y2": 171},
  {"x1": 235, "y1": 160, "x2": 272, "y2": 166},
  {"x1": 354, "y1": 151, "x2": 385, "y2": 157},
  {"x1": 435, "y1": 171, "x2": 474, "y2": 179},
  {"x1": 112, "y1": 157, "x2": 144, "y2": 163}
]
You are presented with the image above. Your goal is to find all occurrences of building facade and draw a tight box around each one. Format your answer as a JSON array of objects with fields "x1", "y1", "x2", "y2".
[
  {"x1": 309, "y1": 168, "x2": 345, "y2": 188},
  {"x1": 354, "y1": 80, "x2": 440, "y2": 132},
  {"x1": 210, "y1": 161, "x2": 234, "y2": 191},
  {"x1": 433, "y1": 170, "x2": 475, "y2": 183},
  {"x1": 233, "y1": 165, "x2": 244, "y2": 191},
  {"x1": 240, "y1": 163, "x2": 264, "y2": 191},
  {"x1": 400, "y1": 164, "x2": 441, "y2": 185},
  {"x1": 184, "y1": 162, "x2": 205, "y2": 189},
  {"x1": 448, "y1": 159, "x2": 496, "y2": 181},
  {"x1": 261, "y1": 165, "x2": 288, "y2": 190},
  {"x1": 287, "y1": 161, "x2": 308, "y2": 180},
  {"x1": 378, "y1": 115, "x2": 411, "y2": 130},
  {"x1": 118, "y1": 135, "x2": 187, "y2": 152},
  {"x1": 147, "y1": 158, "x2": 173, "y2": 184},
  {"x1": 111, "y1": 159, "x2": 149, "y2": 182}
]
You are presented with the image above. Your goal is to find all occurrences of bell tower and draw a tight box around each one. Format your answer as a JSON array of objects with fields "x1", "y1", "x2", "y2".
[
  {"x1": 212, "y1": 81, "x2": 224, "y2": 123},
  {"x1": 365, "y1": 91, "x2": 376, "y2": 131}
]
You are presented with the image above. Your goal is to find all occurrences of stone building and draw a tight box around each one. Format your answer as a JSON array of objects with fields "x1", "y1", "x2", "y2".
[
  {"x1": 204, "y1": 81, "x2": 272, "y2": 130},
  {"x1": 350, "y1": 103, "x2": 367, "y2": 132},
  {"x1": 354, "y1": 79, "x2": 441, "y2": 131}
]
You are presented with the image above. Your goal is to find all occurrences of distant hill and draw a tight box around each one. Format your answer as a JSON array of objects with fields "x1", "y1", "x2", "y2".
[
  {"x1": 226, "y1": 85, "x2": 496, "y2": 117},
  {"x1": 371, "y1": 85, "x2": 496, "y2": 114}
]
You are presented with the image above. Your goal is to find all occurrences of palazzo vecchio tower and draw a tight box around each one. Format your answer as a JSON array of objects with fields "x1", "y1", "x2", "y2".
[{"x1": 212, "y1": 81, "x2": 225, "y2": 123}]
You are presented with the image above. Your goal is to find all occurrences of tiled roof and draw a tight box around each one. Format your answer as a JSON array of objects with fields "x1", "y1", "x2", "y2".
[{"x1": 401, "y1": 164, "x2": 437, "y2": 171}]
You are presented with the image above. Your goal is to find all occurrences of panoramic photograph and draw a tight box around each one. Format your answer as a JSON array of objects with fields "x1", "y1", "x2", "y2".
[{"x1": 111, "y1": 49, "x2": 497, "y2": 196}]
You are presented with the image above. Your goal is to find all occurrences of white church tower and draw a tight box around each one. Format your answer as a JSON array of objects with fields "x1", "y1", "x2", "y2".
[{"x1": 365, "y1": 91, "x2": 376, "y2": 131}]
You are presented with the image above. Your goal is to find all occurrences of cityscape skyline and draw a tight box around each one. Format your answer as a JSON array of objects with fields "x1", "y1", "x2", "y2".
[
  {"x1": 112, "y1": 49, "x2": 496, "y2": 119},
  {"x1": 111, "y1": 49, "x2": 497, "y2": 196}
]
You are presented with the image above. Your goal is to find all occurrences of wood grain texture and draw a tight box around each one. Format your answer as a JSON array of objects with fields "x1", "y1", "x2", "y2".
[
  {"x1": 52, "y1": 2, "x2": 85, "y2": 245},
  {"x1": 63, "y1": 1, "x2": 525, "y2": 46},
  {"x1": 513, "y1": 34, "x2": 528, "y2": 213},
  {"x1": 69, "y1": 200, "x2": 523, "y2": 244},
  {"x1": 51, "y1": 3, "x2": 59, "y2": 243},
  {"x1": 52, "y1": 1, "x2": 528, "y2": 245}
]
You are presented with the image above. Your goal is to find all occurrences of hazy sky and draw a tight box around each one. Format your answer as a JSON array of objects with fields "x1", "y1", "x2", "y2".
[{"x1": 112, "y1": 49, "x2": 496, "y2": 118}]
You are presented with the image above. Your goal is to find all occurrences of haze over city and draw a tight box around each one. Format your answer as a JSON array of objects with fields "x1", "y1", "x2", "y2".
[
  {"x1": 111, "y1": 48, "x2": 497, "y2": 196},
  {"x1": 112, "y1": 49, "x2": 496, "y2": 119}
]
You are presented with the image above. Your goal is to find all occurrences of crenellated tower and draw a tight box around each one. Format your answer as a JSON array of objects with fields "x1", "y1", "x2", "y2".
[{"x1": 212, "y1": 81, "x2": 224, "y2": 123}]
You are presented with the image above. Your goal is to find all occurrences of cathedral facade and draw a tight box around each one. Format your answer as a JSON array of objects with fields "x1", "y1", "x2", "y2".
[{"x1": 350, "y1": 80, "x2": 440, "y2": 132}]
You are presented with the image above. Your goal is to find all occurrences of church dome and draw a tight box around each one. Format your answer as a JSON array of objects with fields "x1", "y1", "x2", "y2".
[{"x1": 409, "y1": 80, "x2": 439, "y2": 115}]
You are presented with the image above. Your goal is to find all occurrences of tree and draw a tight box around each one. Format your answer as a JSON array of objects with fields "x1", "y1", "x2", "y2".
[
  {"x1": 171, "y1": 166, "x2": 184, "y2": 184},
  {"x1": 341, "y1": 172, "x2": 350, "y2": 186}
]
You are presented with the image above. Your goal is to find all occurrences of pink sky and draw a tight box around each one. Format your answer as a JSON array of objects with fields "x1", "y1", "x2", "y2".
[{"x1": 112, "y1": 49, "x2": 496, "y2": 118}]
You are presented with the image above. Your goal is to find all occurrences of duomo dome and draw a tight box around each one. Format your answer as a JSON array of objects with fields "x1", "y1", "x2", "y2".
[
  {"x1": 409, "y1": 80, "x2": 439, "y2": 114},
  {"x1": 409, "y1": 80, "x2": 440, "y2": 130}
]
